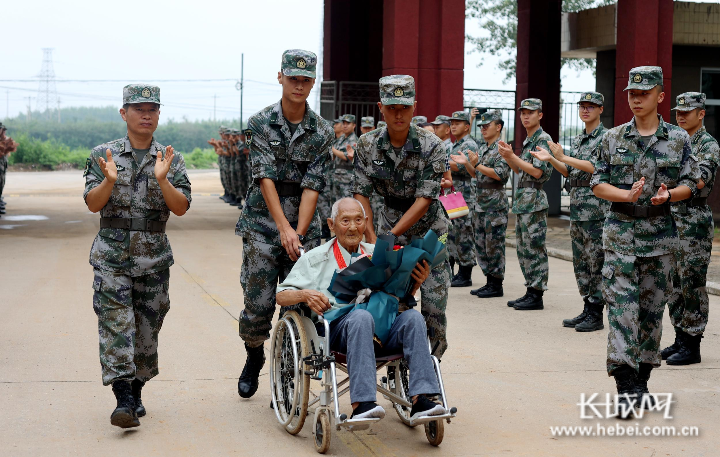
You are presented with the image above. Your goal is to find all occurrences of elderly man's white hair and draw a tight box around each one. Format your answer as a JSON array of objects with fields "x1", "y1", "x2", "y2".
[{"x1": 330, "y1": 197, "x2": 366, "y2": 221}]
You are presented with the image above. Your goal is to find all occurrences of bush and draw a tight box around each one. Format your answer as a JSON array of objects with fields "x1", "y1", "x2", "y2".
[
  {"x1": 185, "y1": 148, "x2": 219, "y2": 169},
  {"x1": 8, "y1": 134, "x2": 90, "y2": 170}
]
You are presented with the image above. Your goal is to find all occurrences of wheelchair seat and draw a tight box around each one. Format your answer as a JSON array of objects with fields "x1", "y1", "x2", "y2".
[{"x1": 331, "y1": 351, "x2": 404, "y2": 365}]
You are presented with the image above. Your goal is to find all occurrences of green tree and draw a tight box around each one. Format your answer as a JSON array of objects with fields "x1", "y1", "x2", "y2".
[{"x1": 466, "y1": 0, "x2": 616, "y2": 82}]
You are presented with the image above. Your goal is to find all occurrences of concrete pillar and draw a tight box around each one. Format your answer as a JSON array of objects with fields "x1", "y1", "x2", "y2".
[
  {"x1": 613, "y1": 0, "x2": 674, "y2": 125},
  {"x1": 515, "y1": 0, "x2": 563, "y2": 215}
]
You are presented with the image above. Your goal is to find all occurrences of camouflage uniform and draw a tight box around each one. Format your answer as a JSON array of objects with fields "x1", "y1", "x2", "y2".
[
  {"x1": 411, "y1": 116, "x2": 427, "y2": 125},
  {"x1": 333, "y1": 114, "x2": 358, "y2": 200},
  {"x1": 668, "y1": 93, "x2": 720, "y2": 337},
  {"x1": 217, "y1": 127, "x2": 229, "y2": 196},
  {"x1": 236, "y1": 81, "x2": 334, "y2": 347},
  {"x1": 84, "y1": 84, "x2": 192, "y2": 386},
  {"x1": 590, "y1": 68, "x2": 699, "y2": 374},
  {"x1": 474, "y1": 110, "x2": 511, "y2": 280},
  {"x1": 353, "y1": 75, "x2": 451, "y2": 358},
  {"x1": 0, "y1": 152, "x2": 7, "y2": 204},
  {"x1": 567, "y1": 93, "x2": 610, "y2": 307},
  {"x1": 512, "y1": 99, "x2": 553, "y2": 291},
  {"x1": 236, "y1": 135, "x2": 250, "y2": 202},
  {"x1": 447, "y1": 111, "x2": 479, "y2": 268}
]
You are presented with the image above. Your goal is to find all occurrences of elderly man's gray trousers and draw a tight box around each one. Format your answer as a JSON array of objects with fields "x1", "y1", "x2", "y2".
[{"x1": 329, "y1": 308, "x2": 440, "y2": 403}]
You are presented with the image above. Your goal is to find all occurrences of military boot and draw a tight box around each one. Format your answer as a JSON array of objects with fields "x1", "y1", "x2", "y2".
[
  {"x1": 476, "y1": 276, "x2": 503, "y2": 298},
  {"x1": 507, "y1": 288, "x2": 533, "y2": 308},
  {"x1": 227, "y1": 194, "x2": 238, "y2": 206},
  {"x1": 131, "y1": 379, "x2": 146, "y2": 417},
  {"x1": 470, "y1": 278, "x2": 490, "y2": 296},
  {"x1": 660, "y1": 327, "x2": 682, "y2": 360},
  {"x1": 220, "y1": 193, "x2": 230, "y2": 202},
  {"x1": 612, "y1": 365, "x2": 638, "y2": 420},
  {"x1": 449, "y1": 257, "x2": 456, "y2": 277},
  {"x1": 111, "y1": 380, "x2": 140, "y2": 428},
  {"x1": 238, "y1": 344, "x2": 266, "y2": 398},
  {"x1": 513, "y1": 288, "x2": 544, "y2": 310},
  {"x1": 575, "y1": 303, "x2": 604, "y2": 332},
  {"x1": 635, "y1": 363, "x2": 655, "y2": 409},
  {"x1": 666, "y1": 332, "x2": 702, "y2": 366},
  {"x1": 562, "y1": 300, "x2": 589, "y2": 328},
  {"x1": 451, "y1": 265, "x2": 473, "y2": 287}
]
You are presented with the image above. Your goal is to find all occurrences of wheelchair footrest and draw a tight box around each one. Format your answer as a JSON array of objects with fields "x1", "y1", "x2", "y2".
[
  {"x1": 337, "y1": 417, "x2": 381, "y2": 431},
  {"x1": 408, "y1": 411, "x2": 456, "y2": 426}
]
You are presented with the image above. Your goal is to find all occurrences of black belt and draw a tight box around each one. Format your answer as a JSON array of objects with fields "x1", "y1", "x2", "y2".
[
  {"x1": 686, "y1": 197, "x2": 708, "y2": 208},
  {"x1": 100, "y1": 217, "x2": 166, "y2": 232},
  {"x1": 275, "y1": 181, "x2": 303, "y2": 197},
  {"x1": 611, "y1": 202, "x2": 671, "y2": 218},
  {"x1": 384, "y1": 196, "x2": 415, "y2": 212},
  {"x1": 450, "y1": 172, "x2": 471, "y2": 182},
  {"x1": 477, "y1": 181, "x2": 504, "y2": 190},
  {"x1": 517, "y1": 181, "x2": 543, "y2": 189},
  {"x1": 567, "y1": 179, "x2": 591, "y2": 188}
]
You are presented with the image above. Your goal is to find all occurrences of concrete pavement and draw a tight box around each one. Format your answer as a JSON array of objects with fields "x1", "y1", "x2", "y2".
[{"x1": 1, "y1": 170, "x2": 718, "y2": 456}]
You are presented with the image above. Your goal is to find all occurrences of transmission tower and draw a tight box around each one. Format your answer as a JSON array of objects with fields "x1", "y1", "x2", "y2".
[{"x1": 36, "y1": 48, "x2": 59, "y2": 120}]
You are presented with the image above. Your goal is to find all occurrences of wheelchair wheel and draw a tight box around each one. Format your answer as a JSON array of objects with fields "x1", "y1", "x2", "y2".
[
  {"x1": 424, "y1": 419, "x2": 444, "y2": 446},
  {"x1": 314, "y1": 411, "x2": 331, "y2": 454},
  {"x1": 270, "y1": 310, "x2": 310, "y2": 435},
  {"x1": 390, "y1": 360, "x2": 416, "y2": 427}
]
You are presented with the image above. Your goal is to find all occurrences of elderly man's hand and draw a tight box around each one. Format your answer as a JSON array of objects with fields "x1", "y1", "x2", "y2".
[
  {"x1": 410, "y1": 260, "x2": 430, "y2": 295},
  {"x1": 304, "y1": 290, "x2": 331, "y2": 315}
]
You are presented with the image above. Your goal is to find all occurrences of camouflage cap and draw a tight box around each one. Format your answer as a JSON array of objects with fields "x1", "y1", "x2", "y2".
[
  {"x1": 430, "y1": 115, "x2": 451, "y2": 126},
  {"x1": 379, "y1": 75, "x2": 415, "y2": 105},
  {"x1": 518, "y1": 98, "x2": 542, "y2": 111},
  {"x1": 377, "y1": 121, "x2": 387, "y2": 129},
  {"x1": 361, "y1": 116, "x2": 375, "y2": 128},
  {"x1": 450, "y1": 111, "x2": 470, "y2": 123},
  {"x1": 477, "y1": 109, "x2": 503, "y2": 126},
  {"x1": 578, "y1": 91, "x2": 604, "y2": 106},
  {"x1": 341, "y1": 114, "x2": 356, "y2": 123},
  {"x1": 411, "y1": 116, "x2": 427, "y2": 125},
  {"x1": 123, "y1": 84, "x2": 161, "y2": 105},
  {"x1": 672, "y1": 92, "x2": 706, "y2": 111},
  {"x1": 625, "y1": 66, "x2": 663, "y2": 91},
  {"x1": 333, "y1": 118, "x2": 342, "y2": 124},
  {"x1": 281, "y1": 49, "x2": 317, "y2": 78}
]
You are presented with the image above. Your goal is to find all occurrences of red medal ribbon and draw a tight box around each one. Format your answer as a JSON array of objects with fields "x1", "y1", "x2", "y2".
[{"x1": 333, "y1": 239, "x2": 364, "y2": 270}]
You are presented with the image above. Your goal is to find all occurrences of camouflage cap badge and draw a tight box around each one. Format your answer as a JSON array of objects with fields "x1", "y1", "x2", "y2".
[
  {"x1": 578, "y1": 91, "x2": 604, "y2": 106},
  {"x1": 341, "y1": 114, "x2": 356, "y2": 123},
  {"x1": 672, "y1": 92, "x2": 705, "y2": 111},
  {"x1": 411, "y1": 116, "x2": 427, "y2": 125},
  {"x1": 477, "y1": 109, "x2": 502, "y2": 126},
  {"x1": 624, "y1": 66, "x2": 663, "y2": 91},
  {"x1": 377, "y1": 121, "x2": 387, "y2": 129},
  {"x1": 430, "y1": 115, "x2": 451, "y2": 126},
  {"x1": 361, "y1": 116, "x2": 375, "y2": 128},
  {"x1": 518, "y1": 98, "x2": 542, "y2": 111},
  {"x1": 379, "y1": 75, "x2": 415, "y2": 106},
  {"x1": 450, "y1": 111, "x2": 470, "y2": 123},
  {"x1": 281, "y1": 49, "x2": 317, "y2": 78},
  {"x1": 123, "y1": 84, "x2": 161, "y2": 105}
]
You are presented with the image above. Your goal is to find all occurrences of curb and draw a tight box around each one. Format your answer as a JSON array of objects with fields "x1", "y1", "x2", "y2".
[{"x1": 505, "y1": 239, "x2": 720, "y2": 296}]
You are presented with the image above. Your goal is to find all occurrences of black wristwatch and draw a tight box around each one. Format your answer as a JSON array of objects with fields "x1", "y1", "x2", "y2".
[{"x1": 297, "y1": 234, "x2": 306, "y2": 244}]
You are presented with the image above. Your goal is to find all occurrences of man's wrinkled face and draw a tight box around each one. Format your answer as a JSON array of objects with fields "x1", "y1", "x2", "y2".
[
  {"x1": 120, "y1": 103, "x2": 159, "y2": 136},
  {"x1": 377, "y1": 102, "x2": 416, "y2": 134},
  {"x1": 627, "y1": 87, "x2": 664, "y2": 118},
  {"x1": 277, "y1": 73, "x2": 315, "y2": 104},
  {"x1": 342, "y1": 121, "x2": 356, "y2": 136},
  {"x1": 328, "y1": 200, "x2": 367, "y2": 248},
  {"x1": 676, "y1": 108, "x2": 705, "y2": 132},
  {"x1": 450, "y1": 120, "x2": 469, "y2": 137}
]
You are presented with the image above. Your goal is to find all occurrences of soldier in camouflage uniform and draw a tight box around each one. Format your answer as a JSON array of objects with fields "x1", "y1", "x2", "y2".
[
  {"x1": 447, "y1": 110, "x2": 479, "y2": 287},
  {"x1": 498, "y1": 98, "x2": 553, "y2": 310},
  {"x1": 332, "y1": 114, "x2": 358, "y2": 200},
  {"x1": 229, "y1": 129, "x2": 243, "y2": 206},
  {"x1": 464, "y1": 110, "x2": 511, "y2": 298},
  {"x1": 360, "y1": 116, "x2": 384, "y2": 229},
  {"x1": 209, "y1": 127, "x2": 231, "y2": 202},
  {"x1": 84, "y1": 85, "x2": 192, "y2": 428},
  {"x1": 411, "y1": 115, "x2": 427, "y2": 125},
  {"x1": 317, "y1": 119, "x2": 342, "y2": 238},
  {"x1": 353, "y1": 75, "x2": 451, "y2": 358},
  {"x1": 360, "y1": 116, "x2": 375, "y2": 134},
  {"x1": 661, "y1": 92, "x2": 720, "y2": 365},
  {"x1": 531, "y1": 92, "x2": 610, "y2": 331},
  {"x1": 377, "y1": 120, "x2": 387, "y2": 129},
  {"x1": 0, "y1": 123, "x2": 17, "y2": 216},
  {"x1": 591, "y1": 67, "x2": 699, "y2": 417},
  {"x1": 220, "y1": 129, "x2": 239, "y2": 206},
  {"x1": 237, "y1": 131, "x2": 251, "y2": 205},
  {"x1": 235, "y1": 50, "x2": 334, "y2": 398}
]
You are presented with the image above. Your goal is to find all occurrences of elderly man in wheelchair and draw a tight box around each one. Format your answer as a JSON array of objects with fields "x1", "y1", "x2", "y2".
[{"x1": 273, "y1": 197, "x2": 455, "y2": 452}]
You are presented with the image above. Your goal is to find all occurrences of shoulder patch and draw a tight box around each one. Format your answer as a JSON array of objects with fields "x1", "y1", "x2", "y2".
[
  {"x1": 83, "y1": 157, "x2": 92, "y2": 177},
  {"x1": 244, "y1": 129, "x2": 253, "y2": 146}
]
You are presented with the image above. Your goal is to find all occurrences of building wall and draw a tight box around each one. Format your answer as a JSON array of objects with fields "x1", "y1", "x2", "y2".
[{"x1": 596, "y1": 49, "x2": 616, "y2": 129}]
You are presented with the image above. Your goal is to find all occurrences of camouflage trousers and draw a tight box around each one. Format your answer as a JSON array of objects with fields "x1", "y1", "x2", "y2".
[
  {"x1": 447, "y1": 179, "x2": 477, "y2": 267},
  {"x1": 370, "y1": 194, "x2": 384, "y2": 234},
  {"x1": 570, "y1": 220, "x2": 605, "y2": 304},
  {"x1": 229, "y1": 155, "x2": 240, "y2": 198},
  {"x1": 515, "y1": 210, "x2": 548, "y2": 290},
  {"x1": 219, "y1": 156, "x2": 229, "y2": 195},
  {"x1": 92, "y1": 267, "x2": 171, "y2": 386},
  {"x1": 237, "y1": 153, "x2": 250, "y2": 201},
  {"x1": 473, "y1": 210, "x2": 508, "y2": 279},
  {"x1": 668, "y1": 208, "x2": 713, "y2": 336},
  {"x1": 333, "y1": 168, "x2": 354, "y2": 200},
  {"x1": 0, "y1": 155, "x2": 7, "y2": 197},
  {"x1": 239, "y1": 236, "x2": 322, "y2": 347},
  {"x1": 602, "y1": 250, "x2": 672, "y2": 375}
]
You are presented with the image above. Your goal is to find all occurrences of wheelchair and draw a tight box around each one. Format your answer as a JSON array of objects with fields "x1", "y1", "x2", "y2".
[{"x1": 269, "y1": 309, "x2": 457, "y2": 454}]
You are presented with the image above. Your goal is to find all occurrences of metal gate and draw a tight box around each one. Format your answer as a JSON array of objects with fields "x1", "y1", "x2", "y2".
[{"x1": 320, "y1": 81, "x2": 381, "y2": 134}]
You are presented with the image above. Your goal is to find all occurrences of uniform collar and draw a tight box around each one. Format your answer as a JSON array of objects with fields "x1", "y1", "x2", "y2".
[
  {"x1": 121, "y1": 135, "x2": 162, "y2": 156},
  {"x1": 585, "y1": 123, "x2": 605, "y2": 139},
  {"x1": 691, "y1": 126, "x2": 707, "y2": 145},
  {"x1": 376, "y1": 124, "x2": 422, "y2": 153},
  {"x1": 268, "y1": 99, "x2": 318, "y2": 132},
  {"x1": 624, "y1": 114, "x2": 669, "y2": 141},
  {"x1": 523, "y1": 127, "x2": 543, "y2": 147}
]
